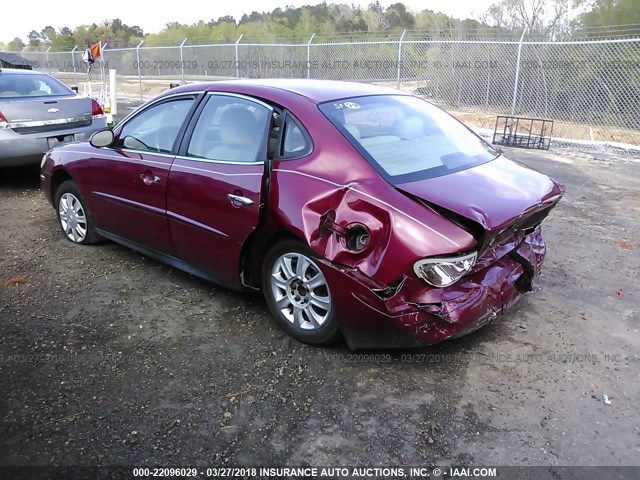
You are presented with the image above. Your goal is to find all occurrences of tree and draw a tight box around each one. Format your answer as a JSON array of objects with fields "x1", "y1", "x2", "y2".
[
  {"x1": 27, "y1": 30, "x2": 42, "y2": 48},
  {"x1": 576, "y1": 0, "x2": 640, "y2": 35},
  {"x1": 483, "y1": 0, "x2": 585, "y2": 37},
  {"x1": 385, "y1": 3, "x2": 415, "y2": 30},
  {"x1": 8, "y1": 37, "x2": 26, "y2": 51},
  {"x1": 52, "y1": 27, "x2": 76, "y2": 51},
  {"x1": 216, "y1": 16, "x2": 236, "y2": 25},
  {"x1": 297, "y1": 7, "x2": 318, "y2": 34},
  {"x1": 239, "y1": 11, "x2": 262, "y2": 25},
  {"x1": 327, "y1": 4, "x2": 367, "y2": 32},
  {"x1": 40, "y1": 26, "x2": 57, "y2": 43},
  {"x1": 362, "y1": 1, "x2": 388, "y2": 31}
]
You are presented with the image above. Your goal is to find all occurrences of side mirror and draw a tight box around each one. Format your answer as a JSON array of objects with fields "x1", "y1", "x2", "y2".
[{"x1": 90, "y1": 128, "x2": 114, "y2": 148}]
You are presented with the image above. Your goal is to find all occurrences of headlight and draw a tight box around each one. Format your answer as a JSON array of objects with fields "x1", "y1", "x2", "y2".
[{"x1": 413, "y1": 252, "x2": 477, "y2": 287}]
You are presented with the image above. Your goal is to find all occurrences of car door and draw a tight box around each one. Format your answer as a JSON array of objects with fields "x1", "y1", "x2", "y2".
[
  {"x1": 167, "y1": 93, "x2": 272, "y2": 288},
  {"x1": 87, "y1": 94, "x2": 198, "y2": 255}
]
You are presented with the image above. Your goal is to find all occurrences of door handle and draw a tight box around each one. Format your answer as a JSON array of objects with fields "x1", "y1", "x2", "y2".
[
  {"x1": 227, "y1": 194, "x2": 253, "y2": 206},
  {"x1": 139, "y1": 172, "x2": 161, "y2": 184}
]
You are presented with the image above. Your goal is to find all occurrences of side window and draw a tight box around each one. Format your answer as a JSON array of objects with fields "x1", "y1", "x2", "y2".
[
  {"x1": 187, "y1": 95, "x2": 270, "y2": 163},
  {"x1": 282, "y1": 116, "x2": 311, "y2": 158},
  {"x1": 117, "y1": 98, "x2": 194, "y2": 153}
]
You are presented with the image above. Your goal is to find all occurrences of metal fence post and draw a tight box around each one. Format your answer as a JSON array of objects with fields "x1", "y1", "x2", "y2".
[
  {"x1": 101, "y1": 42, "x2": 108, "y2": 70},
  {"x1": 99, "y1": 43, "x2": 108, "y2": 101},
  {"x1": 485, "y1": 48, "x2": 491, "y2": 108},
  {"x1": 180, "y1": 37, "x2": 187, "y2": 83},
  {"x1": 511, "y1": 28, "x2": 527, "y2": 117},
  {"x1": 45, "y1": 47, "x2": 51, "y2": 72},
  {"x1": 396, "y1": 29, "x2": 406, "y2": 89},
  {"x1": 307, "y1": 33, "x2": 316, "y2": 79},
  {"x1": 136, "y1": 40, "x2": 144, "y2": 101},
  {"x1": 235, "y1": 34, "x2": 244, "y2": 78},
  {"x1": 71, "y1": 46, "x2": 78, "y2": 84}
]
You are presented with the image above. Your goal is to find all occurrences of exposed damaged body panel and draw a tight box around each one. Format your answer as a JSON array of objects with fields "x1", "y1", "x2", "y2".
[
  {"x1": 311, "y1": 226, "x2": 548, "y2": 349},
  {"x1": 396, "y1": 155, "x2": 564, "y2": 245},
  {"x1": 270, "y1": 164, "x2": 477, "y2": 284}
]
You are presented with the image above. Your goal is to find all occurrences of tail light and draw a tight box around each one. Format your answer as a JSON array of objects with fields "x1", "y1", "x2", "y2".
[
  {"x1": 91, "y1": 99, "x2": 104, "y2": 117},
  {"x1": 414, "y1": 252, "x2": 477, "y2": 287},
  {"x1": 0, "y1": 110, "x2": 8, "y2": 128}
]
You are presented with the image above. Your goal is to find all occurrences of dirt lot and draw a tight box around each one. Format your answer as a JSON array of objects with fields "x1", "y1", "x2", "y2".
[{"x1": 0, "y1": 146, "x2": 639, "y2": 470}]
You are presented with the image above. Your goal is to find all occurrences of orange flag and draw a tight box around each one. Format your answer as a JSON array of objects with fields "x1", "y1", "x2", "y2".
[{"x1": 89, "y1": 42, "x2": 102, "y2": 61}]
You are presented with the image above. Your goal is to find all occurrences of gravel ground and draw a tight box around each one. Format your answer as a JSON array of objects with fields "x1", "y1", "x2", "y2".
[{"x1": 0, "y1": 146, "x2": 638, "y2": 470}]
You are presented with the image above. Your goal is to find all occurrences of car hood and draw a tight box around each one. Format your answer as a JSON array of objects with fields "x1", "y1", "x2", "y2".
[{"x1": 396, "y1": 155, "x2": 564, "y2": 239}]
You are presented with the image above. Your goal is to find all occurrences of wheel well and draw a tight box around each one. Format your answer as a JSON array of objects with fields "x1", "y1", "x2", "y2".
[
  {"x1": 50, "y1": 170, "x2": 73, "y2": 203},
  {"x1": 240, "y1": 229, "x2": 303, "y2": 290}
]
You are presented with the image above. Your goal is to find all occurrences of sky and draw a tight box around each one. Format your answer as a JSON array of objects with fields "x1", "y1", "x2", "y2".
[{"x1": 0, "y1": 0, "x2": 497, "y2": 44}]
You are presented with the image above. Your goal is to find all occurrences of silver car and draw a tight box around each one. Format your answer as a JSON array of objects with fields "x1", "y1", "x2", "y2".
[{"x1": 0, "y1": 68, "x2": 107, "y2": 167}]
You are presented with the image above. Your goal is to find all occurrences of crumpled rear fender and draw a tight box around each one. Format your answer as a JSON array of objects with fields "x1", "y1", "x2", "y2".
[
  {"x1": 269, "y1": 162, "x2": 477, "y2": 286},
  {"x1": 315, "y1": 228, "x2": 546, "y2": 349}
]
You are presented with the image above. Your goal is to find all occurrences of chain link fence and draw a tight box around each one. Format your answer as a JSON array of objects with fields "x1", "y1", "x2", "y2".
[{"x1": 9, "y1": 32, "x2": 640, "y2": 146}]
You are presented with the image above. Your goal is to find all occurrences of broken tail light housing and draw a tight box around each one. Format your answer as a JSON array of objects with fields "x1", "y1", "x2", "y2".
[{"x1": 413, "y1": 252, "x2": 477, "y2": 287}]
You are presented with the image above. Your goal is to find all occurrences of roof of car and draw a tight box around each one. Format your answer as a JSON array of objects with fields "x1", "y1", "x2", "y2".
[{"x1": 173, "y1": 79, "x2": 408, "y2": 104}]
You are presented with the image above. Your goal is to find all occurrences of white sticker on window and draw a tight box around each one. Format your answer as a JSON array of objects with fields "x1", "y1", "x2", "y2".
[{"x1": 334, "y1": 101, "x2": 361, "y2": 110}]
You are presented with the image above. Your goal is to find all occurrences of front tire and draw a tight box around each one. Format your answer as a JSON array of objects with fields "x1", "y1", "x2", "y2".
[
  {"x1": 54, "y1": 180, "x2": 100, "y2": 245},
  {"x1": 262, "y1": 240, "x2": 340, "y2": 346}
]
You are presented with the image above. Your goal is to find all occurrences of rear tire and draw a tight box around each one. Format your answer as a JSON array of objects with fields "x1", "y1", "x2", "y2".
[
  {"x1": 262, "y1": 240, "x2": 340, "y2": 346},
  {"x1": 54, "y1": 180, "x2": 101, "y2": 245}
]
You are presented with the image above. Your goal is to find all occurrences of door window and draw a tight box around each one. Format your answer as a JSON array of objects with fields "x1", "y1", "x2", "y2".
[
  {"x1": 117, "y1": 97, "x2": 194, "y2": 154},
  {"x1": 187, "y1": 95, "x2": 271, "y2": 163}
]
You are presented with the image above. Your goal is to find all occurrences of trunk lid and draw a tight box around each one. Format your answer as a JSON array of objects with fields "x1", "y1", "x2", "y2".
[
  {"x1": 397, "y1": 155, "x2": 564, "y2": 244},
  {"x1": 0, "y1": 95, "x2": 93, "y2": 134}
]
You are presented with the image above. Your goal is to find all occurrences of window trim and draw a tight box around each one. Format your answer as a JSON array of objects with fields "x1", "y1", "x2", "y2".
[
  {"x1": 113, "y1": 91, "x2": 205, "y2": 129},
  {"x1": 177, "y1": 91, "x2": 274, "y2": 165}
]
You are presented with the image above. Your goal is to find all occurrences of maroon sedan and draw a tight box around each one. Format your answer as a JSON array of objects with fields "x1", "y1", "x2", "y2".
[{"x1": 41, "y1": 80, "x2": 564, "y2": 349}]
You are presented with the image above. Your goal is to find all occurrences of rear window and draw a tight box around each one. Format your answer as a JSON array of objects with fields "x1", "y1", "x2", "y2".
[
  {"x1": 0, "y1": 73, "x2": 72, "y2": 99},
  {"x1": 319, "y1": 95, "x2": 499, "y2": 183}
]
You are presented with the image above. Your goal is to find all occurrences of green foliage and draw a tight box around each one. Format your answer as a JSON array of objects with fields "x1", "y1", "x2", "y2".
[
  {"x1": 576, "y1": 0, "x2": 640, "y2": 35},
  {"x1": 7, "y1": 37, "x2": 26, "y2": 51}
]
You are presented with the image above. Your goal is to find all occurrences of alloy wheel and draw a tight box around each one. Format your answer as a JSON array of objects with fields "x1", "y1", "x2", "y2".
[
  {"x1": 58, "y1": 192, "x2": 88, "y2": 243},
  {"x1": 269, "y1": 252, "x2": 331, "y2": 331}
]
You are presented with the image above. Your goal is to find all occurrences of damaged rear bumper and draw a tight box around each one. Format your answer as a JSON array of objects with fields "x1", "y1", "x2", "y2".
[{"x1": 321, "y1": 227, "x2": 546, "y2": 350}]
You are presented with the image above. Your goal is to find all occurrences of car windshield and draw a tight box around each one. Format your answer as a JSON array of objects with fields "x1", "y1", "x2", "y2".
[
  {"x1": 0, "y1": 73, "x2": 72, "y2": 99},
  {"x1": 319, "y1": 95, "x2": 500, "y2": 183}
]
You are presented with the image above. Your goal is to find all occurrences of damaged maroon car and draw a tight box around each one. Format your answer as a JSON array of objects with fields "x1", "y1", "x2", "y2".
[{"x1": 41, "y1": 79, "x2": 564, "y2": 349}]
